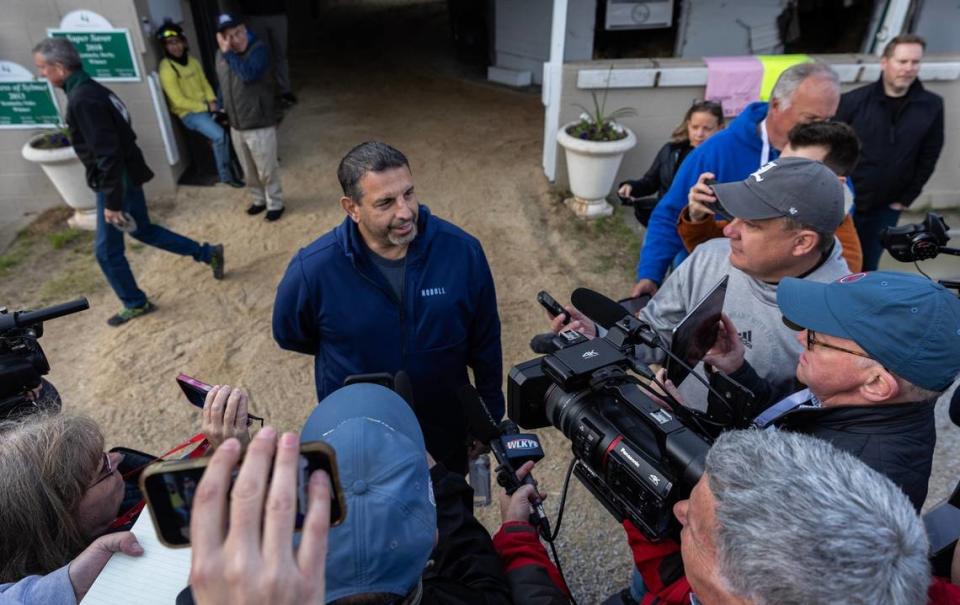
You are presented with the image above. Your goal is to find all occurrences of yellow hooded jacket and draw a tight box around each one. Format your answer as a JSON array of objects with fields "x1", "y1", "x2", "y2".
[{"x1": 158, "y1": 55, "x2": 216, "y2": 118}]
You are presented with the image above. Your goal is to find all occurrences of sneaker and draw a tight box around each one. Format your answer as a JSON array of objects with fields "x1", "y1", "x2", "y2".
[
  {"x1": 265, "y1": 207, "x2": 285, "y2": 222},
  {"x1": 246, "y1": 203, "x2": 266, "y2": 216},
  {"x1": 209, "y1": 244, "x2": 225, "y2": 280},
  {"x1": 107, "y1": 301, "x2": 156, "y2": 327},
  {"x1": 222, "y1": 178, "x2": 245, "y2": 189}
]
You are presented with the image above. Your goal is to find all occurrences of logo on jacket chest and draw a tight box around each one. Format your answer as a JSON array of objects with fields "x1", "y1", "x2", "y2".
[
  {"x1": 420, "y1": 287, "x2": 447, "y2": 297},
  {"x1": 108, "y1": 94, "x2": 130, "y2": 124},
  {"x1": 738, "y1": 330, "x2": 753, "y2": 349}
]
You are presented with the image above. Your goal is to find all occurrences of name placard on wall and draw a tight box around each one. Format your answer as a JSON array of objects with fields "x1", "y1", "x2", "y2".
[
  {"x1": 48, "y1": 29, "x2": 141, "y2": 82},
  {"x1": 0, "y1": 80, "x2": 61, "y2": 128}
]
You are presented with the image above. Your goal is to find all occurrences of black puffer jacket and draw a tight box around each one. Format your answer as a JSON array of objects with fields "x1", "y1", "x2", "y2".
[
  {"x1": 619, "y1": 141, "x2": 692, "y2": 225},
  {"x1": 836, "y1": 77, "x2": 944, "y2": 210},
  {"x1": 421, "y1": 464, "x2": 513, "y2": 604},
  {"x1": 64, "y1": 70, "x2": 154, "y2": 211},
  {"x1": 708, "y1": 362, "x2": 936, "y2": 511}
]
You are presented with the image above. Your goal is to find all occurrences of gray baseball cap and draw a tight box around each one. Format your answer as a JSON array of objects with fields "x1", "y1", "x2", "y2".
[{"x1": 711, "y1": 157, "x2": 844, "y2": 233}]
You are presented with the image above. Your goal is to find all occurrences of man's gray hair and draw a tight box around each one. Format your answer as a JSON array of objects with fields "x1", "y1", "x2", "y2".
[
  {"x1": 31, "y1": 37, "x2": 82, "y2": 72},
  {"x1": 337, "y1": 141, "x2": 409, "y2": 202},
  {"x1": 706, "y1": 430, "x2": 929, "y2": 605},
  {"x1": 770, "y1": 62, "x2": 840, "y2": 109}
]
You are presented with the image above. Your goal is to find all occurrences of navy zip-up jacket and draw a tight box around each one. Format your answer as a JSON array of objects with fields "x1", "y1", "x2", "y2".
[{"x1": 273, "y1": 205, "x2": 503, "y2": 471}]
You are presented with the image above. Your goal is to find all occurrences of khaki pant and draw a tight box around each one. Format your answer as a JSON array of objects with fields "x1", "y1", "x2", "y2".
[{"x1": 232, "y1": 126, "x2": 284, "y2": 211}]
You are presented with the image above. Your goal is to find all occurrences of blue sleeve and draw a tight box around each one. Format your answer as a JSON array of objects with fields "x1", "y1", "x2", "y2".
[
  {"x1": 635, "y1": 148, "x2": 710, "y2": 283},
  {"x1": 223, "y1": 42, "x2": 269, "y2": 83},
  {"x1": 0, "y1": 565, "x2": 76, "y2": 605},
  {"x1": 468, "y1": 246, "x2": 505, "y2": 420},
  {"x1": 272, "y1": 254, "x2": 319, "y2": 356}
]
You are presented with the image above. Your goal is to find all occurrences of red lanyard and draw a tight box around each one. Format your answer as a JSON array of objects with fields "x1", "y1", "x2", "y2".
[{"x1": 108, "y1": 433, "x2": 211, "y2": 530}]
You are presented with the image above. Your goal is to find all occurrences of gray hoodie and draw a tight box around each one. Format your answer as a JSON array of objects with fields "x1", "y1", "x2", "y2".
[{"x1": 638, "y1": 237, "x2": 850, "y2": 410}]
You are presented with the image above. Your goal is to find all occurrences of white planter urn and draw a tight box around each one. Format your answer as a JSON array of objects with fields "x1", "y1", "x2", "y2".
[
  {"x1": 557, "y1": 122, "x2": 637, "y2": 219},
  {"x1": 21, "y1": 134, "x2": 97, "y2": 230}
]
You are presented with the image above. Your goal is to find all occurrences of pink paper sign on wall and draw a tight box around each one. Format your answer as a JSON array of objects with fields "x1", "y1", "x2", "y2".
[{"x1": 704, "y1": 56, "x2": 763, "y2": 117}]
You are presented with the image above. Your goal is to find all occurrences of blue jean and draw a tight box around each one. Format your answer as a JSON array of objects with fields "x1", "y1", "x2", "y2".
[
  {"x1": 95, "y1": 186, "x2": 212, "y2": 309},
  {"x1": 853, "y1": 205, "x2": 901, "y2": 271},
  {"x1": 181, "y1": 111, "x2": 233, "y2": 183}
]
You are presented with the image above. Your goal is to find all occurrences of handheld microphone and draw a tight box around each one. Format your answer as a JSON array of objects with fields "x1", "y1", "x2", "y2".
[{"x1": 459, "y1": 384, "x2": 552, "y2": 538}]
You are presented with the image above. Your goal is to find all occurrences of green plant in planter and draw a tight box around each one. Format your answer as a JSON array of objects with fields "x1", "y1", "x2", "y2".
[
  {"x1": 566, "y1": 67, "x2": 636, "y2": 142},
  {"x1": 30, "y1": 127, "x2": 72, "y2": 150}
]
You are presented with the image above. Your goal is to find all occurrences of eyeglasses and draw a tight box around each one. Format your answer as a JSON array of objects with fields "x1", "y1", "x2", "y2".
[
  {"x1": 806, "y1": 329, "x2": 873, "y2": 359},
  {"x1": 91, "y1": 452, "x2": 115, "y2": 487}
]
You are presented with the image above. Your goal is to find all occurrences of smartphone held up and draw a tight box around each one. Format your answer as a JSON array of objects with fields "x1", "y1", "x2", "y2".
[{"x1": 140, "y1": 441, "x2": 346, "y2": 548}]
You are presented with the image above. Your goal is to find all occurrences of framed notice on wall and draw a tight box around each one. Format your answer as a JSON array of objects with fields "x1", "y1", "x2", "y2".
[
  {"x1": 48, "y1": 29, "x2": 141, "y2": 82},
  {"x1": 0, "y1": 80, "x2": 61, "y2": 129}
]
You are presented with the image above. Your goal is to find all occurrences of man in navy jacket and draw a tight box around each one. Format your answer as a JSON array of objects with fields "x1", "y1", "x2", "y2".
[{"x1": 273, "y1": 141, "x2": 503, "y2": 473}]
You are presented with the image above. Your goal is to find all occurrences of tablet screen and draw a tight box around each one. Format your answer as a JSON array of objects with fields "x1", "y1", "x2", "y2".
[{"x1": 666, "y1": 275, "x2": 729, "y2": 386}]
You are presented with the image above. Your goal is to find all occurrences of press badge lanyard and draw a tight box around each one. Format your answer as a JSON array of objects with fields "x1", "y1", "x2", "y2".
[
  {"x1": 752, "y1": 388, "x2": 822, "y2": 429},
  {"x1": 759, "y1": 119, "x2": 771, "y2": 166}
]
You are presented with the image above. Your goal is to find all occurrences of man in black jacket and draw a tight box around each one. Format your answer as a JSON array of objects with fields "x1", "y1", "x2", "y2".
[
  {"x1": 696, "y1": 270, "x2": 960, "y2": 511},
  {"x1": 32, "y1": 37, "x2": 224, "y2": 326},
  {"x1": 836, "y1": 34, "x2": 944, "y2": 271}
]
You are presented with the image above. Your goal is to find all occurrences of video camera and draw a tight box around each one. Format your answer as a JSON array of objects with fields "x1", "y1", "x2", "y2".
[
  {"x1": 881, "y1": 212, "x2": 957, "y2": 263},
  {"x1": 507, "y1": 289, "x2": 714, "y2": 541},
  {"x1": 0, "y1": 298, "x2": 89, "y2": 418},
  {"x1": 881, "y1": 212, "x2": 960, "y2": 293}
]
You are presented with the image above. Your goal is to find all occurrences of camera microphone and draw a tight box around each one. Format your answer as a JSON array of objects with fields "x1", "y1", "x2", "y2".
[
  {"x1": 570, "y1": 287, "x2": 632, "y2": 329},
  {"x1": 459, "y1": 384, "x2": 552, "y2": 538}
]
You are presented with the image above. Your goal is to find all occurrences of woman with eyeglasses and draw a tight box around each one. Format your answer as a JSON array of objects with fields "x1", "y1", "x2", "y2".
[
  {"x1": 618, "y1": 101, "x2": 724, "y2": 226},
  {"x1": 0, "y1": 386, "x2": 252, "y2": 585}
]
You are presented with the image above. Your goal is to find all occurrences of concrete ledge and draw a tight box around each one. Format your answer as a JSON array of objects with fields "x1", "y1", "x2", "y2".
[
  {"x1": 574, "y1": 56, "x2": 960, "y2": 89},
  {"x1": 487, "y1": 66, "x2": 533, "y2": 88}
]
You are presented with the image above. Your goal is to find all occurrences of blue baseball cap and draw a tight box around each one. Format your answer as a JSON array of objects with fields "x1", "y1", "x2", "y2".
[
  {"x1": 216, "y1": 13, "x2": 243, "y2": 33},
  {"x1": 777, "y1": 271, "x2": 960, "y2": 391},
  {"x1": 302, "y1": 384, "x2": 436, "y2": 603}
]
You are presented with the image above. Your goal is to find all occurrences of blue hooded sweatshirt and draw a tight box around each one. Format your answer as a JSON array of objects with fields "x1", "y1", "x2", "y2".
[
  {"x1": 272, "y1": 205, "x2": 503, "y2": 470},
  {"x1": 636, "y1": 102, "x2": 778, "y2": 284}
]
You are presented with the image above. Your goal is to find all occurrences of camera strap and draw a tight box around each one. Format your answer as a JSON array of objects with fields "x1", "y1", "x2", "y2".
[{"x1": 108, "y1": 433, "x2": 211, "y2": 530}]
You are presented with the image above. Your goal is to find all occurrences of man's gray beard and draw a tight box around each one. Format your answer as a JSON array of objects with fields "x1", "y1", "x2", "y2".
[{"x1": 388, "y1": 222, "x2": 418, "y2": 246}]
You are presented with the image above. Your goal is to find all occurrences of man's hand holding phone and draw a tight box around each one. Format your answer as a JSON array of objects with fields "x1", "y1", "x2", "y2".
[
  {"x1": 687, "y1": 172, "x2": 719, "y2": 222},
  {"x1": 189, "y1": 429, "x2": 332, "y2": 605},
  {"x1": 201, "y1": 385, "x2": 252, "y2": 448}
]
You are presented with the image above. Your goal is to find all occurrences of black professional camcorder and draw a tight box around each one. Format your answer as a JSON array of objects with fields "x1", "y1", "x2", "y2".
[
  {"x1": 508, "y1": 289, "x2": 715, "y2": 541},
  {"x1": 0, "y1": 298, "x2": 88, "y2": 418},
  {"x1": 881, "y1": 212, "x2": 960, "y2": 294},
  {"x1": 881, "y1": 212, "x2": 956, "y2": 263}
]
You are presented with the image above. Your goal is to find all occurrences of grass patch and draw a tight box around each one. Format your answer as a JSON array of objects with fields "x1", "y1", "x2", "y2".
[
  {"x1": 48, "y1": 228, "x2": 91, "y2": 249},
  {"x1": 0, "y1": 208, "x2": 103, "y2": 305},
  {"x1": 36, "y1": 257, "x2": 102, "y2": 304},
  {"x1": 0, "y1": 235, "x2": 36, "y2": 274},
  {"x1": 548, "y1": 188, "x2": 641, "y2": 274}
]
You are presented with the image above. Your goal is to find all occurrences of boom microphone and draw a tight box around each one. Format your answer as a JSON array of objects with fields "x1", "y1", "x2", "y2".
[{"x1": 571, "y1": 288, "x2": 632, "y2": 329}]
